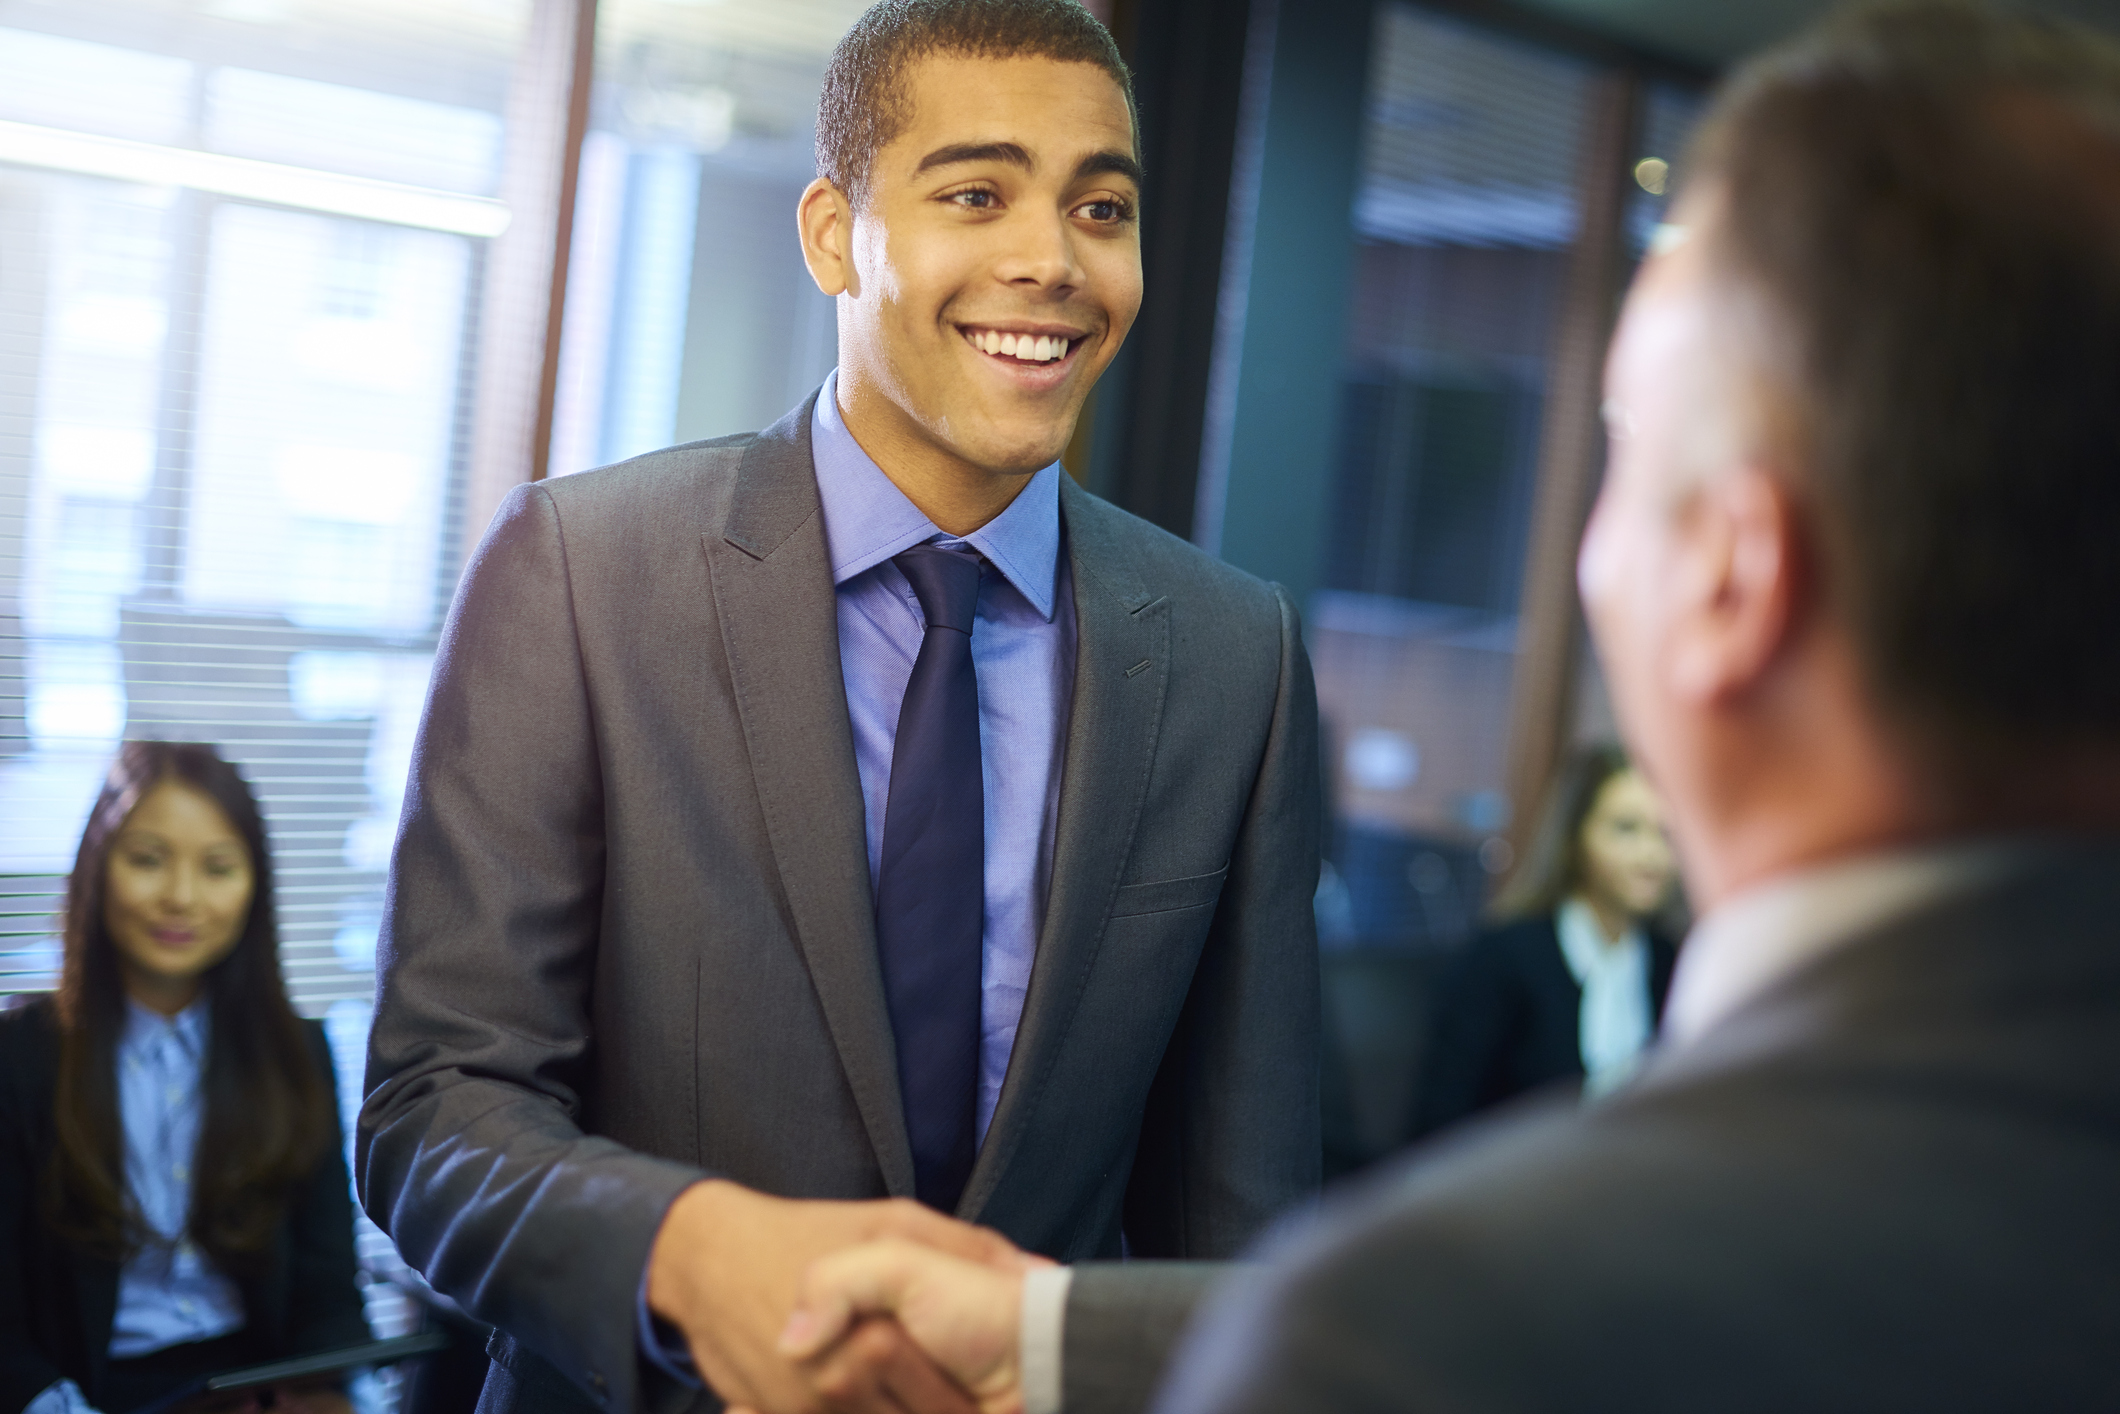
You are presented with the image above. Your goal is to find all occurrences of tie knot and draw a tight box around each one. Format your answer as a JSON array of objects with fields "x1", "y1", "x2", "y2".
[{"x1": 895, "y1": 543, "x2": 981, "y2": 635}]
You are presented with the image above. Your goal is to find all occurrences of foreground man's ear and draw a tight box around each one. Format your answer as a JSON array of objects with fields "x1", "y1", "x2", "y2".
[
  {"x1": 1668, "y1": 464, "x2": 1803, "y2": 708},
  {"x1": 799, "y1": 178, "x2": 857, "y2": 299}
]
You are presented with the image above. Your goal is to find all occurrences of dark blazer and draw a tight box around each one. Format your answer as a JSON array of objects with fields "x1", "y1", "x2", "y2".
[
  {"x1": 1411, "y1": 914, "x2": 1678, "y2": 1138},
  {"x1": 358, "y1": 394, "x2": 1323, "y2": 1414},
  {"x1": 0, "y1": 995, "x2": 369, "y2": 1414},
  {"x1": 1067, "y1": 843, "x2": 2120, "y2": 1414}
]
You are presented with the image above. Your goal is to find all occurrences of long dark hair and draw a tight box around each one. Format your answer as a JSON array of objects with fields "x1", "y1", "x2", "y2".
[
  {"x1": 47, "y1": 741, "x2": 330, "y2": 1275},
  {"x1": 1489, "y1": 743, "x2": 1636, "y2": 923}
]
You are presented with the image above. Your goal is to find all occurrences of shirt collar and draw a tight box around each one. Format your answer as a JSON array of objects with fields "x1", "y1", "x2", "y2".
[
  {"x1": 121, "y1": 993, "x2": 211, "y2": 1061},
  {"x1": 1661, "y1": 836, "x2": 2042, "y2": 1047},
  {"x1": 810, "y1": 370, "x2": 1062, "y2": 621},
  {"x1": 1553, "y1": 898, "x2": 1644, "y2": 987}
]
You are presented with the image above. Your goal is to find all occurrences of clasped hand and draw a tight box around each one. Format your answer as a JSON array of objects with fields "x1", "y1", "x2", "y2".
[{"x1": 648, "y1": 1181, "x2": 1036, "y2": 1414}]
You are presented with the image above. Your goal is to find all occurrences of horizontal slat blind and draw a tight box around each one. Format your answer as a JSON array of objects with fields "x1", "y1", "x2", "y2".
[
  {"x1": 3, "y1": 2, "x2": 869, "y2": 1392},
  {"x1": 0, "y1": 3, "x2": 536, "y2": 1381}
]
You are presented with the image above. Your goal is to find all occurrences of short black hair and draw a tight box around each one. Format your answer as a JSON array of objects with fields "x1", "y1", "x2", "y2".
[
  {"x1": 1685, "y1": 1, "x2": 2120, "y2": 759},
  {"x1": 817, "y1": 0, "x2": 1136, "y2": 207}
]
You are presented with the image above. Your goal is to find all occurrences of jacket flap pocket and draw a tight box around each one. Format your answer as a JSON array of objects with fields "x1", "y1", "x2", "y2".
[{"x1": 1109, "y1": 865, "x2": 1229, "y2": 919}]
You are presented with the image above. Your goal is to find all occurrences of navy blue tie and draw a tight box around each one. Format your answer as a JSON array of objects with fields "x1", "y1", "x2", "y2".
[{"x1": 875, "y1": 543, "x2": 984, "y2": 1212}]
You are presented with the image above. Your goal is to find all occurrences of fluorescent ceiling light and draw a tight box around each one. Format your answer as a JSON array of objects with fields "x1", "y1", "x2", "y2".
[{"x1": 0, "y1": 118, "x2": 510, "y2": 237}]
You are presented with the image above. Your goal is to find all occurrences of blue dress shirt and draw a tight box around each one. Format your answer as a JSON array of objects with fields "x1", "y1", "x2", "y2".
[
  {"x1": 30, "y1": 999, "x2": 247, "y2": 1414},
  {"x1": 111, "y1": 997, "x2": 246, "y2": 1356},
  {"x1": 811, "y1": 370, "x2": 1077, "y2": 1143},
  {"x1": 637, "y1": 374, "x2": 1077, "y2": 1378}
]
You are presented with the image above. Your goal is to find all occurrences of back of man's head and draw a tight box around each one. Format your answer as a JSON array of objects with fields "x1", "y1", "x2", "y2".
[{"x1": 1681, "y1": 2, "x2": 2120, "y2": 778}]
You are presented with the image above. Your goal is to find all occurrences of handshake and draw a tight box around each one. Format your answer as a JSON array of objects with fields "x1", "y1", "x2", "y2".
[{"x1": 647, "y1": 1179, "x2": 1063, "y2": 1414}]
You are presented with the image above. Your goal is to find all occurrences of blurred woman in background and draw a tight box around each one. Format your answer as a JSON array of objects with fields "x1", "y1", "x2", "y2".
[
  {"x1": 1411, "y1": 744, "x2": 1682, "y2": 1139},
  {"x1": 0, "y1": 742, "x2": 367, "y2": 1414}
]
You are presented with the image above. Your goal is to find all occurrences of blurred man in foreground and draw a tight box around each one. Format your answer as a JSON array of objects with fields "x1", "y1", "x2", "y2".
[{"x1": 768, "y1": 5, "x2": 2120, "y2": 1410}]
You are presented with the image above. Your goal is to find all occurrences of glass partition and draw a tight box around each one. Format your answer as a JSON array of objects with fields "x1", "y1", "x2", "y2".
[
  {"x1": 1314, "y1": 4, "x2": 1594, "y2": 952},
  {"x1": 548, "y1": 0, "x2": 869, "y2": 476}
]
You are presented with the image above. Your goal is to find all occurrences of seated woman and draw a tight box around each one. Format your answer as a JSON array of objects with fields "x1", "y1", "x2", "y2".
[
  {"x1": 1, "y1": 742, "x2": 368, "y2": 1414},
  {"x1": 1411, "y1": 744, "x2": 1682, "y2": 1139}
]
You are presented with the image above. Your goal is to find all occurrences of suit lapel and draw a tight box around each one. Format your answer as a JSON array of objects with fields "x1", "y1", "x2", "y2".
[
  {"x1": 962, "y1": 479, "x2": 1170, "y2": 1219},
  {"x1": 703, "y1": 396, "x2": 915, "y2": 1197}
]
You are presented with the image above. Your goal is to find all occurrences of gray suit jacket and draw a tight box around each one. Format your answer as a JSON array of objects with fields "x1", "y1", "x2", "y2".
[
  {"x1": 1070, "y1": 843, "x2": 2120, "y2": 1413},
  {"x1": 357, "y1": 395, "x2": 1322, "y2": 1414}
]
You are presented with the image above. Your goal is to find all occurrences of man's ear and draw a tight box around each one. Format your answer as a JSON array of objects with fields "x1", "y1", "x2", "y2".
[
  {"x1": 798, "y1": 178, "x2": 857, "y2": 298},
  {"x1": 1668, "y1": 465, "x2": 1803, "y2": 706}
]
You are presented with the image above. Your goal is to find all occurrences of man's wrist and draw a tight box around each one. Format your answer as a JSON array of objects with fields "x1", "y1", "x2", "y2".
[
  {"x1": 638, "y1": 1262, "x2": 701, "y2": 1386},
  {"x1": 642, "y1": 1180, "x2": 742, "y2": 1385},
  {"x1": 645, "y1": 1179, "x2": 743, "y2": 1323},
  {"x1": 1018, "y1": 1265, "x2": 1073, "y2": 1414}
]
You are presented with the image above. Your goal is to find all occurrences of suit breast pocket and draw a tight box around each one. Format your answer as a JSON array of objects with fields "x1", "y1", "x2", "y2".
[{"x1": 1108, "y1": 864, "x2": 1229, "y2": 919}]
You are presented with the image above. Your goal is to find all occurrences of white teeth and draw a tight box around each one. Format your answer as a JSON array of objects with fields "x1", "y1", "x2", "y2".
[{"x1": 970, "y1": 329, "x2": 1070, "y2": 362}]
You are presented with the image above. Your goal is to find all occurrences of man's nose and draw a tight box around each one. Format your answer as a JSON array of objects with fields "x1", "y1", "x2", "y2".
[{"x1": 998, "y1": 209, "x2": 1082, "y2": 291}]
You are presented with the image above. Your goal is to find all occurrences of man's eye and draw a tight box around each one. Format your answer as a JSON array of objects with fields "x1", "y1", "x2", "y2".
[
  {"x1": 1076, "y1": 199, "x2": 1132, "y2": 224},
  {"x1": 949, "y1": 189, "x2": 998, "y2": 210}
]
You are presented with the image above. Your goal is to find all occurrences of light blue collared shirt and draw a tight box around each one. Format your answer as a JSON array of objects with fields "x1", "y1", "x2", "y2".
[
  {"x1": 812, "y1": 369, "x2": 1077, "y2": 1142},
  {"x1": 111, "y1": 996, "x2": 246, "y2": 1356}
]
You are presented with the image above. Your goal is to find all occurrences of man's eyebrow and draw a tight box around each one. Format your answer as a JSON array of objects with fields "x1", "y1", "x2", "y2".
[
  {"x1": 914, "y1": 141, "x2": 1034, "y2": 176},
  {"x1": 910, "y1": 142, "x2": 1145, "y2": 188},
  {"x1": 1075, "y1": 149, "x2": 1145, "y2": 187}
]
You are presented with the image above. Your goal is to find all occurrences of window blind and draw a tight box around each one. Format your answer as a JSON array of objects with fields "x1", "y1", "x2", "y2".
[
  {"x1": 0, "y1": 0, "x2": 536, "y2": 1366},
  {"x1": 1, "y1": 0, "x2": 864, "y2": 1381}
]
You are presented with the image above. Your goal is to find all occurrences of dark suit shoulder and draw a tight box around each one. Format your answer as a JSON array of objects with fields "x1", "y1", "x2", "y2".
[
  {"x1": 529, "y1": 435, "x2": 756, "y2": 529},
  {"x1": 1213, "y1": 1002, "x2": 2120, "y2": 1406},
  {"x1": 0, "y1": 997, "x2": 58, "y2": 1156},
  {"x1": 0, "y1": 993, "x2": 59, "y2": 1082},
  {"x1": 1169, "y1": 851, "x2": 2120, "y2": 1413},
  {"x1": 1060, "y1": 482, "x2": 1288, "y2": 625}
]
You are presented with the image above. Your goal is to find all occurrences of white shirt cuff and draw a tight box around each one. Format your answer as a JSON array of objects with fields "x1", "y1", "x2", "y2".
[{"x1": 1019, "y1": 1265, "x2": 1073, "y2": 1414}]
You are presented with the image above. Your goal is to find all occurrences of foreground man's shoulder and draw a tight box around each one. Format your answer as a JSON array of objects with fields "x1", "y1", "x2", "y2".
[
  {"x1": 1180, "y1": 1039, "x2": 2120, "y2": 1412},
  {"x1": 1157, "y1": 1106, "x2": 1723, "y2": 1413}
]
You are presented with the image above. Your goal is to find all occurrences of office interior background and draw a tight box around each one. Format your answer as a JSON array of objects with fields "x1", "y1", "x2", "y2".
[{"x1": 3, "y1": 0, "x2": 2116, "y2": 1381}]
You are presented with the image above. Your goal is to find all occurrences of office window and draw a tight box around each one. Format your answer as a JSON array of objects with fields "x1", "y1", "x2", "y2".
[
  {"x1": 1314, "y1": 4, "x2": 1595, "y2": 950},
  {"x1": 0, "y1": 0, "x2": 531, "y2": 1364},
  {"x1": 1, "y1": 0, "x2": 887, "y2": 1372}
]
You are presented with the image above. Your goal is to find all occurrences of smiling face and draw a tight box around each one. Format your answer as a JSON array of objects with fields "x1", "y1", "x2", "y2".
[
  {"x1": 103, "y1": 777, "x2": 256, "y2": 1015},
  {"x1": 801, "y1": 52, "x2": 1142, "y2": 497},
  {"x1": 1574, "y1": 768, "x2": 1677, "y2": 921}
]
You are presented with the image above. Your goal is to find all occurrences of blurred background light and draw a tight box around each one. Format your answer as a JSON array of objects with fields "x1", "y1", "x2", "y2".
[{"x1": 0, "y1": 120, "x2": 511, "y2": 236}]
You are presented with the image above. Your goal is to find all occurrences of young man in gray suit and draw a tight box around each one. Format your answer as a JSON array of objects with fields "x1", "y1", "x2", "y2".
[
  {"x1": 769, "y1": 6, "x2": 2120, "y2": 1411},
  {"x1": 357, "y1": 4, "x2": 1320, "y2": 1414}
]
